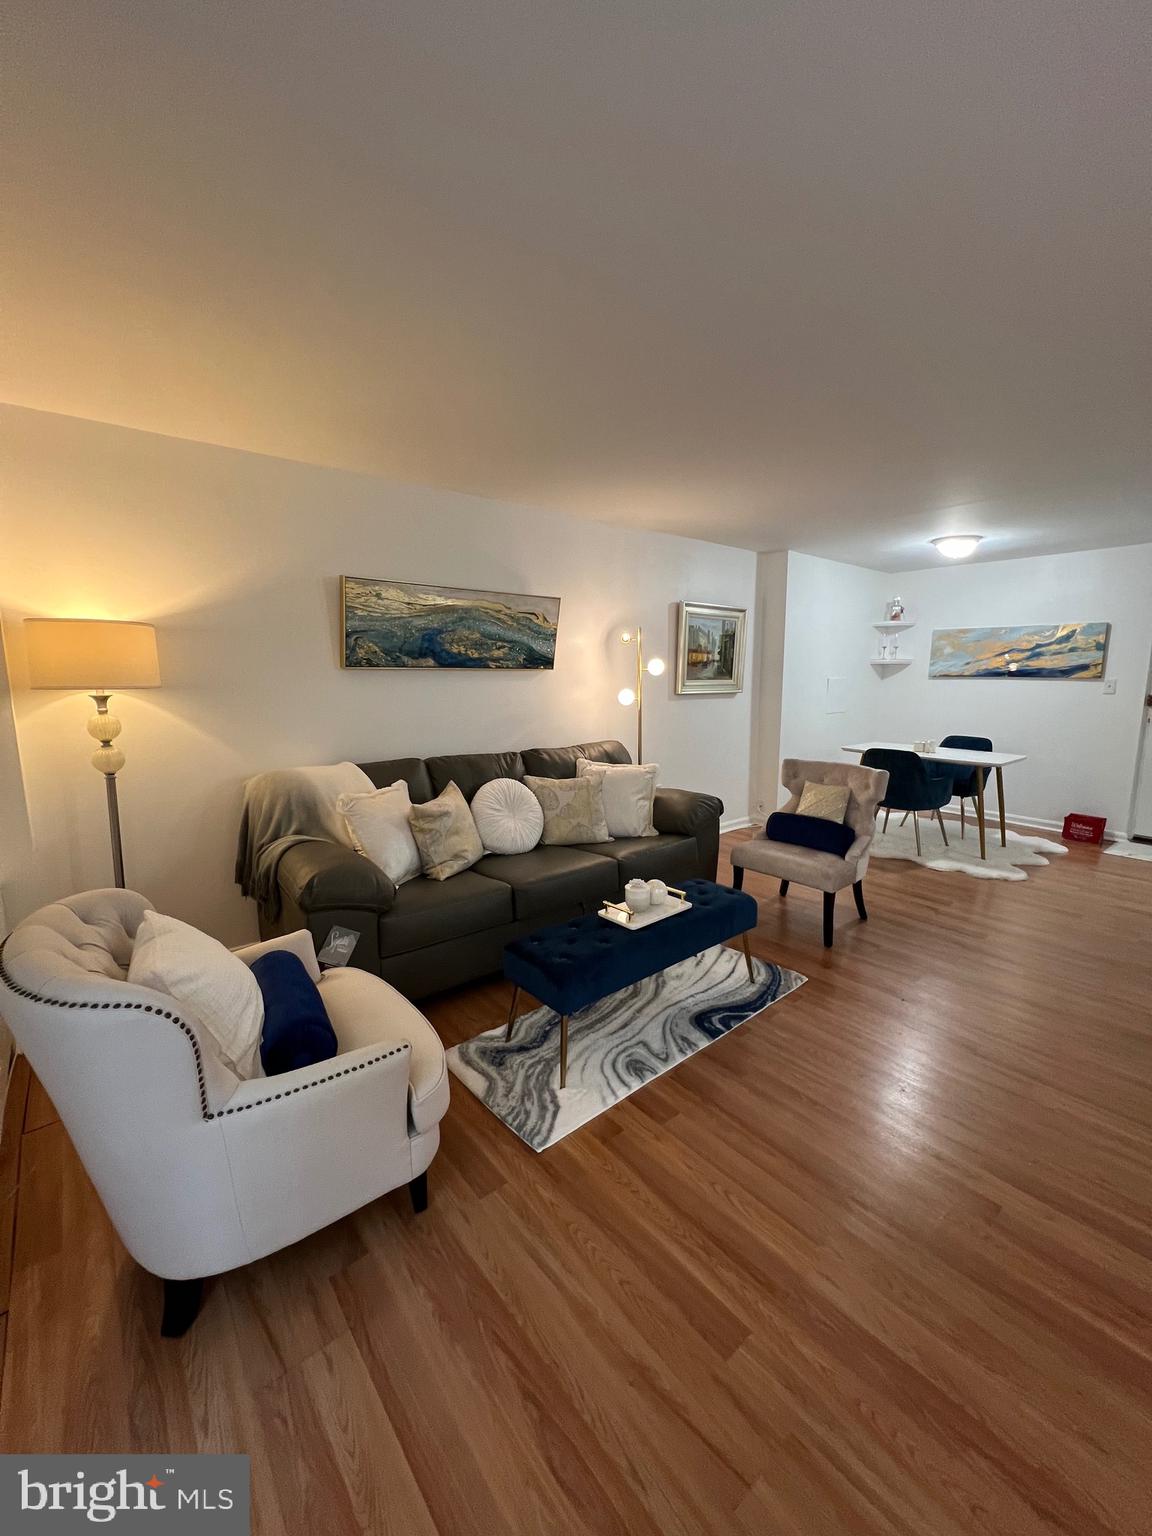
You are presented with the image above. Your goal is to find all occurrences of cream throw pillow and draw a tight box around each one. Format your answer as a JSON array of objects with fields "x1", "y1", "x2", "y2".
[
  {"x1": 128, "y1": 910, "x2": 264, "y2": 1079},
  {"x1": 408, "y1": 781, "x2": 485, "y2": 880},
  {"x1": 797, "y1": 781, "x2": 850, "y2": 822},
  {"x1": 471, "y1": 777, "x2": 545, "y2": 855},
  {"x1": 524, "y1": 774, "x2": 612, "y2": 846},
  {"x1": 576, "y1": 759, "x2": 658, "y2": 838},
  {"x1": 338, "y1": 781, "x2": 422, "y2": 886}
]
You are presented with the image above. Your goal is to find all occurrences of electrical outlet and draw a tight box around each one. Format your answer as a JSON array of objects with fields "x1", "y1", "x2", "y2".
[{"x1": 1103, "y1": 679, "x2": 1117, "y2": 695}]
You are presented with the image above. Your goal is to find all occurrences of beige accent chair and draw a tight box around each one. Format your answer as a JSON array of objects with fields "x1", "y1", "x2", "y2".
[{"x1": 731, "y1": 759, "x2": 889, "y2": 947}]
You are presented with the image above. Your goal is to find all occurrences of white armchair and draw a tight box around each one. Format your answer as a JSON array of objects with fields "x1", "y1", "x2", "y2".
[{"x1": 0, "y1": 889, "x2": 449, "y2": 1335}]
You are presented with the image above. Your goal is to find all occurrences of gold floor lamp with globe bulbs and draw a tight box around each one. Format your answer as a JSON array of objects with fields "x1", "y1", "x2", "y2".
[
  {"x1": 617, "y1": 627, "x2": 665, "y2": 763},
  {"x1": 25, "y1": 618, "x2": 162, "y2": 889}
]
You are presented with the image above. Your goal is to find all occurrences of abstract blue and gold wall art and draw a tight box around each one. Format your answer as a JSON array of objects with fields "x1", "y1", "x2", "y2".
[
  {"x1": 341, "y1": 576, "x2": 560, "y2": 669},
  {"x1": 928, "y1": 623, "x2": 1109, "y2": 679}
]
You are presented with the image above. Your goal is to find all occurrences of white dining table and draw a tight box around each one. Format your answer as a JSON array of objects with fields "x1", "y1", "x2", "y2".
[{"x1": 841, "y1": 742, "x2": 1027, "y2": 860}]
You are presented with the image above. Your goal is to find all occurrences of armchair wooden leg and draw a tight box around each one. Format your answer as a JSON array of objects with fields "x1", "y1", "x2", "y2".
[
  {"x1": 161, "y1": 1277, "x2": 204, "y2": 1338},
  {"x1": 913, "y1": 813, "x2": 922, "y2": 857},
  {"x1": 822, "y1": 890, "x2": 835, "y2": 948},
  {"x1": 779, "y1": 879, "x2": 790, "y2": 897},
  {"x1": 732, "y1": 865, "x2": 745, "y2": 890},
  {"x1": 960, "y1": 798, "x2": 966, "y2": 837},
  {"x1": 559, "y1": 1015, "x2": 569, "y2": 1088},
  {"x1": 409, "y1": 1171, "x2": 429, "y2": 1214},
  {"x1": 935, "y1": 808, "x2": 949, "y2": 846},
  {"x1": 852, "y1": 881, "x2": 868, "y2": 920},
  {"x1": 883, "y1": 807, "x2": 891, "y2": 833}
]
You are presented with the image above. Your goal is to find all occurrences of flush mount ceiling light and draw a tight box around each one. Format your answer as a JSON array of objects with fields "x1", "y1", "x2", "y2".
[{"x1": 930, "y1": 534, "x2": 983, "y2": 560}]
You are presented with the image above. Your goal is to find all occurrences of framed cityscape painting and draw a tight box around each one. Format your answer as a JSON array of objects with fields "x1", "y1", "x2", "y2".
[
  {"x1": 928, "y1": 622, "x2": 1109, "y2": 679},
  {"x1": 675, "y1": 601, "x2": 747, "y2": 694},
  {"x1": 341, "y1": 576, "x2": 560, "y2": 669}
]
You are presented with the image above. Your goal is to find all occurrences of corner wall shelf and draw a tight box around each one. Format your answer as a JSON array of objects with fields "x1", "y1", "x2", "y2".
[
  {"x1": 871, "y1": 656, "x2": 913, "y2": 668},
  {"x1": 872, "y1": 620, "x2": 915, "y2": 633}
]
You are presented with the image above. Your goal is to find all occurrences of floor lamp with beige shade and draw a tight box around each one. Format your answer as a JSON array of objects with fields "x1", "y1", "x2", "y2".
[{"x1": 25, "y1": 619, "x2": 161, "y2": 889}]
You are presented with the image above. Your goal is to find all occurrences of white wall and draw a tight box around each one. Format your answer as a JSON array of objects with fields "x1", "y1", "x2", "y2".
[
  {"x1": 748, "y1": 551, "x2": 788, "y2": 818},
  {"x1": 752, "y1": 542, "x2": 1152, "y2": 835},
  {"x1": 876, "y1": 546, "x2": 1152, "y2": 832},
  {"x1": 750, "y1": 552, "x2": 888, "y2": 814},
  {"x1": 0, "y1": 405, "x2": 757, "y2": 939}
]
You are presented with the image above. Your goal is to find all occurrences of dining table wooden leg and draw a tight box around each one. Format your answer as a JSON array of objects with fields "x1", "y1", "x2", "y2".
[
  {"x1": 995, "y1": 765, "x2": 1007, "y2": 847},
  {"x1": 976, "y1": 768, "x2": 987, "y2": 860}
]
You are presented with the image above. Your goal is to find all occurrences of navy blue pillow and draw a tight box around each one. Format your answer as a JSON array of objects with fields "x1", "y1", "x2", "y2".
[
  {"x1": 251, "y1": 951, "x2": 339, "y2": 1077},
  {"x1": 765, "y1": 811, "x2": 854, "y2": 858}
]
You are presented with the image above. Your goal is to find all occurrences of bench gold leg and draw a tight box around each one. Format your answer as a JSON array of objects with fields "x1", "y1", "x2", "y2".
[
  {"x1": 504, "y1": 985, "x2": 520, "y2": 1042},
  {"x1": 559, "y1": 1014, "x2": 569, "y2": 1088}
]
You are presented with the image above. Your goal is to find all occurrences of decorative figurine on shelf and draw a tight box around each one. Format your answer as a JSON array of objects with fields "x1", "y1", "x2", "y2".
[{"x1": 886, "y1": 596, "x2": 905, "y2": 621}]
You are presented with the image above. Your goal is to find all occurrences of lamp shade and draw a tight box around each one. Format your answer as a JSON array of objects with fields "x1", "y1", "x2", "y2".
[{"x1": 25, "y1": 619, "x2": 161, "y2": 690}]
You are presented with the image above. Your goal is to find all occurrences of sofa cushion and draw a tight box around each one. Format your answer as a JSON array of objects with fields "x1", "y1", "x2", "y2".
[
  {"x1": 253, "y1": 951, "x2": 339, "y2": 1077},
  {"x1": 765, "y1": 811, "x2": 855, "y2": 858},
  {"x1": 797, "y1": 781, "x2": 851, "y2": 823},
  {"x1": 409, "y1": 781, "x2": 485, "y2": 880},
  {"x1": 128, "y1": 909, "x2": 265, "y2": 1079},
  {"x1": 472, "y1": 847, "x2": 619, "y2": 919},
  {"x1": 524, "y1": 774, "x2": 612, "y2": 846},
  {"x1": 576, "y1": 759, "x2": 658, "y2": 837},
  {"x1": 338, "y1": 780, "x2": 422, "y2": 885},
  {"x1": 378, "y1": 870, "x2": 514, "y2": 957},
  {"x1": 425, "y1": 750, "x2": 525, "y2": 801},
  {"x1": 358, "y1": 756, "x2": 434, "y2": 803},
  {"x1": 571, "y1": 834, "x2": 700, "y2": 890},
  {"x1": 520, "y1": 740, "x2": 632, "y2": 778},
  {"x1": 578, "y1": 739, "x2": 632, "y2": 766},
  {"x1": 520, "y1": 744, "x2": 585, "y2": 779},
  {"x1": 471, "y1": 777, "x2": 544, "y2": 855}
]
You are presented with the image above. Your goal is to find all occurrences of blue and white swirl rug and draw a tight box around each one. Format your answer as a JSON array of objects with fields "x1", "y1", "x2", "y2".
[{"x1": 446, "y1": 944, "x2": 806, "y2": 1151}]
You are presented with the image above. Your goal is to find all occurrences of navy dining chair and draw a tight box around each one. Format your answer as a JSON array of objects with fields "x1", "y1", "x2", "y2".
[
  {"x1": 938, "y1": 734, "x2": 993, "y2": 838},
  {"x1": 861, "y1": 747, "x2": 952, "y2": 856}
]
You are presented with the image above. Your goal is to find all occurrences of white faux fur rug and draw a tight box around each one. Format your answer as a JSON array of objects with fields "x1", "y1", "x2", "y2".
[{"x1": 870, "y1": 818, "x2": 1068, "y2": 880}]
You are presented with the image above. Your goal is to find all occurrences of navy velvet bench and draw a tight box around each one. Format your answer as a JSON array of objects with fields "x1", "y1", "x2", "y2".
[{"x1": 502, "y1": 878, "x2": 759, "y2": 1085}]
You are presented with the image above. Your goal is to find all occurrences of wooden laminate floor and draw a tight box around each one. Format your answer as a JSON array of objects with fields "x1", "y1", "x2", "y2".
[{"x1": 1, "y1": 829, "x2": 1150, "y2": 1534}]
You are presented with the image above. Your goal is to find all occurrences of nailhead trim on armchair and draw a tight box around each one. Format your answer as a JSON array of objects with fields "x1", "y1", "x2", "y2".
[{"x1": 0, "y1": 938, "x2": 410, "y2": 1122}]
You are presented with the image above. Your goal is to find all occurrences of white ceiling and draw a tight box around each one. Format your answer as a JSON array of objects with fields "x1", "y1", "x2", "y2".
[{"x1": 6, "y1": 0, "x2": 1152, "y2": 570}]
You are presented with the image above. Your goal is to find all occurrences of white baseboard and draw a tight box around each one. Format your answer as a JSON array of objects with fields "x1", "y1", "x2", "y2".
[
  {"x1": 936, "y1": 806, "x2": 1124, "y2": 842},
  {"x1": 720, "y1": 815, "x2": 755, "y2": 833}
]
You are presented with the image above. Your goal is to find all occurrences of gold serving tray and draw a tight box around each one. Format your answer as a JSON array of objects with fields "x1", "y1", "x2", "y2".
[{"x1": 598, "y1": 888, "x2": 690, "y2": 930}]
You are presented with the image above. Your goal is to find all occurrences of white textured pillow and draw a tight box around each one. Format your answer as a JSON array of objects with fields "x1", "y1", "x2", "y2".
[
  {"x1": 576, "y1": 760, "x2": 659, "y2": 838},
  {"x1": 338, "y1": 781, "x2": 422, "y2": 886},
  {"x1": 471, "y1": 777, "x2": 545, "y2": 855},
  {"x1": 128, "y1": 910, "x2": 264, "y2": 1079}
]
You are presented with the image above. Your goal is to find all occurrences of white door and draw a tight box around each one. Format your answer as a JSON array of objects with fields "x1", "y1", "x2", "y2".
[{"x1": 1134, "y1": 678, "x2": 1152, "y2": 840}]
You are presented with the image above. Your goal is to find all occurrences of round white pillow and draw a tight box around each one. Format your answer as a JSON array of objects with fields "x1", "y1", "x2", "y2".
[{"x1": 471, "y1": 777, "x2": 544, "y2": 856}]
